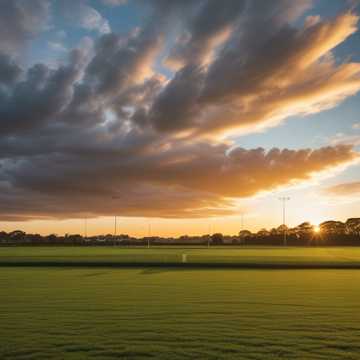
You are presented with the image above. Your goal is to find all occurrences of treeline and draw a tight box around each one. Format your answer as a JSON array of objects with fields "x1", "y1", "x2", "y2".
[
  {"x1": 237, "y1": 218, "x2": 360, "y2": 246},
  {"x1": 0, "y1": 218, "x2": 359, "y2": 246}
]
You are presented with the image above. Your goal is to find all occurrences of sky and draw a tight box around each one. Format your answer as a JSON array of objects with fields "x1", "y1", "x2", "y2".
[{"x1": 0, "y1": 0, "x2": 360, "y2": 237}]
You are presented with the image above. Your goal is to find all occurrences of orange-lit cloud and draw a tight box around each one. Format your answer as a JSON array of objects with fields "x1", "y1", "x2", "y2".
[
  {"x1": 324, "y1": 181, "x2": 360, "y2": 196},
  {"x1": 0, "y1": 143, "x2": 357, "y2": 220}
]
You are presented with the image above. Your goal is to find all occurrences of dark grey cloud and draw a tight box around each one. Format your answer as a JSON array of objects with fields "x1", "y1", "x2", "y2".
[
  {"x1": 0, "y1": 53, "x2": 21, "y2": 86},
  {"x1": 0, "y1": 47, "x2": 88, "y2": 136},
  {"x1": 165, "y1": 0, "x2": 246, "y2": 68},
  {"x1": 147, "y1": 65, "x2": 204, "y2": 132},
  {"x1": 0, "y1": 0, "x2": 359, "y2": 221}
]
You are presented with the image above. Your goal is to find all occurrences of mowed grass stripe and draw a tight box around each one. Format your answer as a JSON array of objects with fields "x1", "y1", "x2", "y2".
[{"x1": 1, "y1": 246, "x2": 360, "y2": 268}]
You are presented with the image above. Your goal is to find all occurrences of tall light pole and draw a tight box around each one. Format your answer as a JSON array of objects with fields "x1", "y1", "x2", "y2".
[
  {"x1": 207, "y1": 223, "x2": 212, "y2": 248},
  {"x1": 240, "y1": 213, "x2": 245, "y2": 246},
  {"x1": 147, "y1": 223, "x2": 151, "y2": 248},
  {"x1": 278, "y1": 197, "x2": 290, "y2": 246},
  {"x1": 84, "y1": 217, "x2": 88, "y2": 239},
  {"x1": 114, "y1": 216, "x2": 117, "y2": 237}
]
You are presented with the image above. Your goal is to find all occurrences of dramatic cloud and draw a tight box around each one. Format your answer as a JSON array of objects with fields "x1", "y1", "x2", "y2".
[
  {"x1": 0, "y1": 137, "x2": 357, "y2": 220},
  {"x1": 148, "y1": 10, "x2": 360, "y2": 137},
  {"x1": 0, "y1": 0, "x2": 359, "y2": 221},
  {"x1": 0, "y1": 47, "x2": 89, "y2": 136}
]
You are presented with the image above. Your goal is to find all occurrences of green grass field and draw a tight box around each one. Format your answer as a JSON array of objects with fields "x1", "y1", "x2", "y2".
[
  {"x1": 1, "y1": 247, "x2": 360, "y2": 359},
  {"x1": 1, "y1": 246, "x2": 360, "y2": 268}
]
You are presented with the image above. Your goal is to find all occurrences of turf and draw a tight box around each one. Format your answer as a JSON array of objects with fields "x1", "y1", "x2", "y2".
[
  {"x1": 1, "y1": 247, "x2": 360, "y2": 359},
  {"x1": 0, "y1": 266, "x2": 360, "y2": 359},
  {"x1": 1, "y1": 246, "x2": 360, "y2": 268}
]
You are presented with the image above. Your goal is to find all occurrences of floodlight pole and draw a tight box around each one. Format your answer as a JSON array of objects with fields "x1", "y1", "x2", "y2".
[
  {"x1": 84, "y1": 217, "x2": 88, "y2": 239},
  {"x1": 208, "y1": 223, "x2": 212, "y2": 248},
  {"x1": 240, "y1": 213, "x2": 245, "y2": 245},
  {"x1": 278, "y1": 197, "x2": 290, "y2": 246},
  {"x1": 147, "y1": 223, "x2": 151, "y2": 248},
  {"x1": 114, "y1": 216, "x2": 117, "y2": 237}
]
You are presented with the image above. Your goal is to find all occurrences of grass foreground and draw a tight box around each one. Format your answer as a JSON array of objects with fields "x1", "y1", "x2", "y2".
[{"x1": 1, "y1": 247, "x2": 360, "y2": 359}]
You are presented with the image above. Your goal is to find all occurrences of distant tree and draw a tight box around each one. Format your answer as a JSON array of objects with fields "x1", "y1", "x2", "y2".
[
  {"x1": 178, "y1": 235, "x2": 190, "y2": 245},
  {"x1": 277, "y1": 224, "x2": 288, "y2": 233},
  {"x1": 295, "y1": 222, "x2": 314, "y2": 240},
  {"x1": 257, "y1": 228, "x2": 270, "y2": 237},
  {"x1": 46, "y1": 234, "x2": 58, "y2": 243},
  {"x1": 211, "y1": 233, "x2": 224, "y2": 245},
  {"x1": 66, "y1": 234, "x2": 83, "y2": 244},
  {"x1": 9, "y1": 230, "x2": 26, "y2": 242},
  {"x1": 345, "y1": 218, "x2": 360, "y2": 236},
  {"x1": 320, "y1": 221, "x2": 346, "y2": 236},
  {"x1": 238, "y1": 230, "x2": 252, "y2": 245},
  {"x1": 239, "y1": 230, "x2": 252, "y2": 238},
  {"x1": 0, "y1": 231, "x2": 8, "y2": 243}
]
